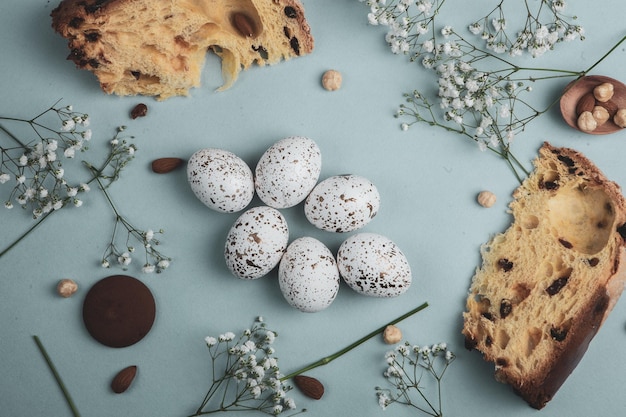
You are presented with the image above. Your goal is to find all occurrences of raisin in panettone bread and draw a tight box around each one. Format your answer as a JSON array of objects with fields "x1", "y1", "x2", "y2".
[
  {"x1": 51, "y1": 0, "x2": 314, "y2": 100},
  {"x1": 462, "y1": 142, "x2": 626, "y2": 409}
]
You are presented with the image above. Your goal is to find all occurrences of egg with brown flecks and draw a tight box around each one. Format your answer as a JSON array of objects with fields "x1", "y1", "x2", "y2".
[
  {"x1": 278, "y1": 237, "x2": 340, "y2": 312},
  {"x1": 254, "y1": 136, "x2": 322, "y2": 209},
  {"x1": 304, "y1": 174, "x2": 380, "y2": 233},
  {"x1": 337, "y1": 233, "x2": 412, "y2": 297},
  {"x1": 224, "y1": 206, "x2": 289, "y2": 279},
  {"x1": 187, "y1": 148, "x2": 254, "y2": 213}
]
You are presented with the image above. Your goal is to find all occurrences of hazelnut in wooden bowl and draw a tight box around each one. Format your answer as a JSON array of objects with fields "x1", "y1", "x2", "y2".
[{"x1": 560, "y1": 75, "x2": 626, "y2": 135}]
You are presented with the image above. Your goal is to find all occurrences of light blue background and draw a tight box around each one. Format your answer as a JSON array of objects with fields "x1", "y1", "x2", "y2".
[{"x1": 1, "y1": 1, "x2": 626, "y2": 416}]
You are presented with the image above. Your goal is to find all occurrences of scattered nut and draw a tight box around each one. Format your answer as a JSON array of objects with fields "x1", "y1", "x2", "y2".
[
  {"x1": 56, "y1": 279, "x2": 78, "y2": 298},
  {"x1": 383, "y1": 325, "x2": 403, "y2": 344},
  {"x1": 151, "y1": 157, "x2": 185, "y2": 174},
  {"x1": 575, "y1": 92, "x2": 596, "y2": 115},
  {"x1": 577, "y1": 111, "x2": 598, "y2": 133},
  {"x1": 593, "y1": 82, "x2": 614, "y2": 103},
  {"x1": 111, "y1": 365, "x2": 137, "y2": 394},
  {"x1": 477, "y1": 190, "x2": 497, "y2": 208},
  {"x1": 592, "y1": 105, "x2": 610, "y2": 126},
  {"x1": 293, "y1": 375, "x2": 324, "y2": 400},
  {"x1": 322, "y1": 70, "x2": 342, "y2": 91},
  {"x1": 597, "y1": 99, "x2": 619, "y2": 117},
  {"x1": 130, "y1": 103, "x2": 148, "y2": 119},
  {"x1": 614, "y1": 108, "x2": 626, "y2": 128}
]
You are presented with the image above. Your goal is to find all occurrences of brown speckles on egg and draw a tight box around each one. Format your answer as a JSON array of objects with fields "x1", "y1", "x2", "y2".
[
  {"x1": 187, "y1": 148, "x2": 254, "y2": 213},
  {"x1": 278, "y1": 237, "x2": 340, "y2": 312},
  {"x1": 337, "y1": 233, "x2": 412, "y2": 297},
  {"x1": 254, "y1": 137, "x2": 321, "y2": 209},
  {"x1": 304, "y1": 175, "x2": 380, "y2": 233},
  {"x1": 224, "y1": 206, "x2": 289, "y2": 280}
]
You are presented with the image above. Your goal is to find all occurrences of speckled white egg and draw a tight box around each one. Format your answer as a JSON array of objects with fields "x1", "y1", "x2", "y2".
[
  {"x1": 278, "y1": 237, "x2": 340, "y2": 312},
  {"x1": 224, "y1": 206, "x2": 289, "y2": 279},
  {"x1": 337, "y1": 233, "x2": 412, "y2": 297},
  {"x1": 304, "y1": 175, "x2": 380, "y2": 233},
  {"x1": 187, "y1": 148, "x2": 254, "y2": 213},
  {"x1": 254, "y1": 136, "x2": 322, "y2": 209}
]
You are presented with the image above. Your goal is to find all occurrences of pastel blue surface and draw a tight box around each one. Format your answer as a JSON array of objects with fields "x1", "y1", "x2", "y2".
[{"x1": 1, "y1": 1, "x2": 626, "y2": 416}]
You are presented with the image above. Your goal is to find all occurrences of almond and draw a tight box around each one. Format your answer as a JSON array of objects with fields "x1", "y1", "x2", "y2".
[
  {"x1": 151, "y1": 157, "x2": 185, "y2": 174},
  {"x1": 575, "y1": 92, "x2": 596, "y2": 115},
  {"x1": 232, "y1": 12, "x2": 257, "y2": 38},
  {"x1": 293, "y1": 375, "x2": 324, "y2": 400},
  {"x1": 111, "y1": 365, "x2": 137, "y2": 394}
]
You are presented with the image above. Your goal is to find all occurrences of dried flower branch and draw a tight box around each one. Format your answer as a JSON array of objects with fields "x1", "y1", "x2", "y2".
[
  {"x1": 376, "y1": 341, "x2": 455, "y2": 416},
  {"x1": 0, "y1": 101, "x2": 171, "y2": 273},
  {"x1": 358, "y1": 0, "x2": 626, "y2": 181}
]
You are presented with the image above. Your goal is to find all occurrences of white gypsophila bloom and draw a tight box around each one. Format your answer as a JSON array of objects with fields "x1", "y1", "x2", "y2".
[
  {"x1": 265, "y1": 330, "x2": 276, "y2": 344},
  {"x1": 144, "y1": 229, "x2": 154, "y2": 242},
  {"x1": 272, "y1": 404, "x2": 283, "y2": 415},
  {"x1": 378, "y1": 392, "x2": 390, "y2": 410},
  {"x1": 64, "y1": 147, "x2": 76, "y2": 158},
  {"x1": 80, "y1": 183, "x2": 90, "y2": 192},
  {"x1": 142, "y1": 264, "x2": 155, "y2": 273},
  {"x1": 46, "y1": 140, "x2": 58, "y2": 152},
  {"x1": 205, "y1": 336, "x2": 217, "y2": 347},
  {"x1": 285, "y1": 398, "x2": 296, "y2": 410},
  {"x1": 221, "y1": 332, "x2": 236, "y2": 342},
  {"x1": 445, "y1": 350, "x2": 455, "y2": 362},
  {"x1": 61, "y1": 119, "x2": 75, "y2": 131},
  {"x1": 4, "y1": 201, "x2": 13, "y2": 209},
  {"x1": 73, "y1": 199, "x2": 83, "y2": 207},
  {"x1": 39, "y1": 188, "x2": 48, "y2": 199},
  {"x1": 16, "y1": 175, "x2": 26, "y2": 184},
  {"x1": 118, "y1": 252, "x2": 132, "y2": 266},
  {"x1": 491, "y1": 18, "x2": 506, "y2": 31},
  {"x1": 251, "y1": 385, "x2": 262, "y2": 399},
  {"x1": 101, "y1": 259, "x2": 110, "y2": 268},
  {"x1": 0, "y1": 173, "x2": 10, "y2": 184},
  {"x1": 499, "y1": 104, "x2": 511, "y2": 118},
  {"x1": 157, "y1": 259, "x2": 170, "y2": 270},
  {"x1": 478, "y1": 140, "x2": 488, "y2": 152},
  {"x1": 552, "y1": 0, "x2": 566, "y2": 12},
  {"x1": 416, "y1": 0, "x2": 432, "y2": 14},
  {"x1": 82, "y1": 129, "x2": 92, "y2": 140},
  {"x1": 469, "y1": 22, "x2": 482, "y2": 35},
  {"x1": 401, "y1": 123, "x2": 409, "y2": 131},
  {"x1": 54, "y1": 168, "x2": 64, "y2": 179},
  {"x1": 67, "y1": 187, "x2": 78, "y2": 197}
]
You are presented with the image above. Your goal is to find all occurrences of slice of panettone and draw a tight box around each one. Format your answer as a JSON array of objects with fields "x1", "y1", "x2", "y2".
[
  {"x1": 51, "y1": 0, "x2": 314, "y2": 100},
  {"x1": 462, "y1": 142, "x2": 626, "y2": 409}
]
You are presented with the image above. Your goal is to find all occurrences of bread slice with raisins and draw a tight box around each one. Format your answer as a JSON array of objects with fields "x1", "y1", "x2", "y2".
[
  {"x1": 51, "y1": 0, "x2": 314, "y2": 100},
  {"x1": 462, "y1": 142, "x2": 626, "y2": 409}
]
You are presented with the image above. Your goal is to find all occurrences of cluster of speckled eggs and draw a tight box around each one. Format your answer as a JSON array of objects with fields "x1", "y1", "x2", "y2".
[{"x1": 187, "y1": 136, "x2": 412, "y2": 313}]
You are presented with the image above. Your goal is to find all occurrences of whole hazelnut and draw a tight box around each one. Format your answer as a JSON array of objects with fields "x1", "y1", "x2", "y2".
[
  {"x1": 322, "y1": 70, "x2": 342, "y2": 91},
  {"x1": 477, "y1": 190, "x2": 497, "y2": 208},
  {"x1": 614, "y1": 108, "x2": 626, "y2": 128},
  {"x1": 57, "y1": 279, "x2": 78, "y2": 298},
  {"x1": 383, "y1": 325, "x2": 403, "y2": 344},
  {"x1": 593, "y1": 82, "x2": 614, "y2": 103},
  {"x1": 577, "y1": 111, "x2": 598, "y2": 132},
  {"x1": 592, "y1": 105, "x2": 610, "y2": 126}
]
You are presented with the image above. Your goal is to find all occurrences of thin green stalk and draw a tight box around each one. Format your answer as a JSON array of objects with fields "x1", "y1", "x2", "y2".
[
  {"x1": 0, "y1": 212, "x2": 51, "y2": 258},
  {"x1": 33, "y1": 335, "x2": 81, "y2": 417},
  {"x1": 280, "y1": 302, "x2": 429, "y2": 381}
]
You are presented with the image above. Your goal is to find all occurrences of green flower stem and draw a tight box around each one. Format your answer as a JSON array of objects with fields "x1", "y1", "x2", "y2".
[
  {"x1": 33, "y1": 335, "x2": 81, "y2": 417},
  {"x1": 280, "y1": 301, "x2": 429, "y2": 381},
  {"x1": 0, "y1": 212, "x2": 51, "y2": 258}
]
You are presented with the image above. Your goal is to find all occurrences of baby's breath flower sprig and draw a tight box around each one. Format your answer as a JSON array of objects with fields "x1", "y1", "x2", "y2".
[
  {"x1": 359, "y1": 0, "x2": 626, "y2": 182},
  {"x1": 84, "y1": 130, "x2": 171, "y2": 274},
  {"x1": 0, "y1": 101, "x2": 171, "y2": 273},
  {"x1": 189, "y1": 317, "x2": 304, "y2": 416},
  {"x1": 0, "y1": 101, "x2": 92, "y2": 216},
  {"x1": 376, "y1": 341, "x2": 455, "y2": 416},
  {"x1": 189, "y1": 303, "x2": 429, "y2": 415}
]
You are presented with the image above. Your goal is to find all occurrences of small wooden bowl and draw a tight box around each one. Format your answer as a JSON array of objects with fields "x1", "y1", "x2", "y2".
[{"x1": 560, "y1": 75, "x2": 626, "y2": 135}]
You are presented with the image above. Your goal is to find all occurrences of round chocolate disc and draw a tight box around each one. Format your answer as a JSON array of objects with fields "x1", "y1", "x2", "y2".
[{"x1": 82, "y1": 275, "x2": 156, "y2": 348}]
